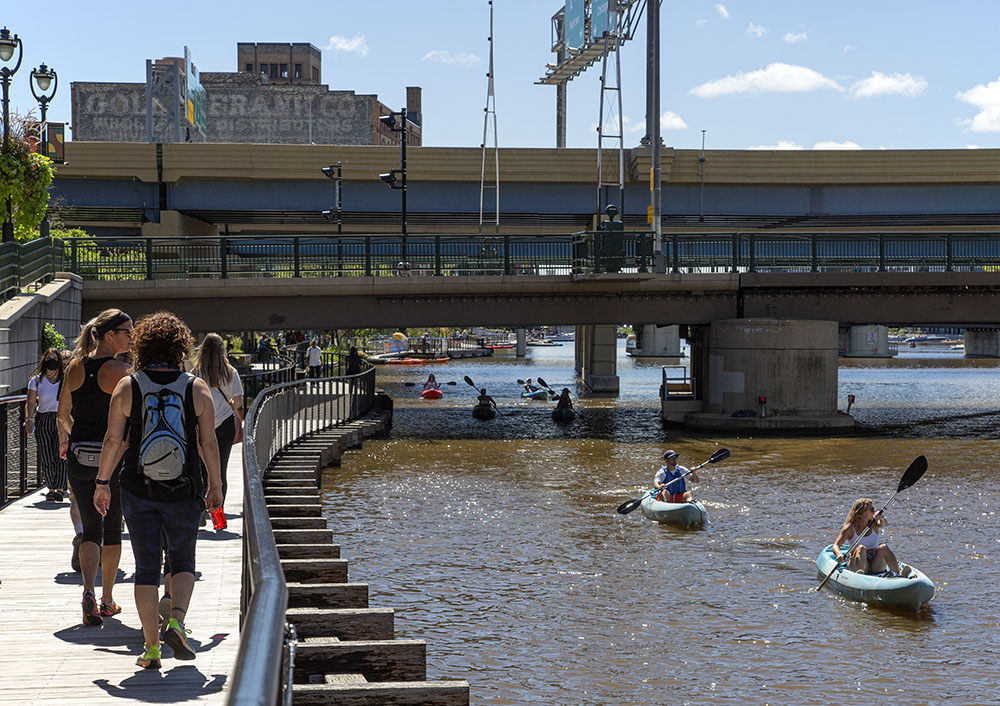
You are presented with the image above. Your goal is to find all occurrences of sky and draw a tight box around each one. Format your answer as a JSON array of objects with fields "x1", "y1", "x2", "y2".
[{"x1": 3, "y1": 0, "x2": 1000, "y2": 151}]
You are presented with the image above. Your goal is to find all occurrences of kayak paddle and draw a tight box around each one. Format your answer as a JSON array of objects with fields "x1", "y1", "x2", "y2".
[
  {"x1": 616, "y1": 448, "x2": 731, "y2": 515},
  {"x1": 535, "y1": 377, "x2": 561, "y2": 399},
  {"x1": 815, "y1": 455, "x2": 928, "y2": 593}
]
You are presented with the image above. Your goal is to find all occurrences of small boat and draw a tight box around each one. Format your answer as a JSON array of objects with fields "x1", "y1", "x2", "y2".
[
  {"x1": 485, "y1": 343, "x2": 515, "y2": 350},
  {"x1": 472, "y1": 404, "x2": 496, "y2": 420},
  {"x1": 527, "y1": 339, "x2": 562, "y2": 346},
  {"x1": 522, "y1": 388, "x2": 548, "y2": 400},
  {"x1": 815, "y1": 545, "x2": 934, "y2": 612},
  {"x1": 421, "y1": 388, "x2": 443, "y2": 399},
  {"x1": 387, "y1": 357, "x2": 450, "y2": 365},
  {"x1": 639, "y1": 493, "x2": 707, "y2": 527},
  {"x1": 551, "y1": 407, "x2": 575, "y2": 423}
]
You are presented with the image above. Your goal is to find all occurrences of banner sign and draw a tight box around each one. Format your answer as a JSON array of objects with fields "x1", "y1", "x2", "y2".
[
  {"x1": 566, "y1": 0, "x2": 585, "y2": 49},
  {"x1": 184, "y1": 46, "x2": 207, "y2": 136},
  {"x1": 591, "y1": 0, "x2": 612, "y2": 39}
]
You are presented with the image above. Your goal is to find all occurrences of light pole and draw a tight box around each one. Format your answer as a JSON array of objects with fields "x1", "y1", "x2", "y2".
[
  {"x1": 0, "y1": 27, "x2": 24, "y2": 243},
  {"x1": 321, "y1": 162, "x2": 343, "y2": 274},
  {"x1": 30, "y1": 63, "x2": 56, "y2": 238},
  {"x1": 379, "y1": 108, "x2": 407, "y2": 272}
]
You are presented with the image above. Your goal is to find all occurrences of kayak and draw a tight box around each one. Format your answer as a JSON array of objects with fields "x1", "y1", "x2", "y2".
[
  {"x1": 815, "y1": 545, "x2": 934, "y2": 612},
  {"x1": 639, "y1": 492, "x2": 707, "y2": 527},
  {"x1": 552, "y1": 407, "x2": 575, "y2": 423},
  {"x1": 472, "y1": 404, "x2": 496, "y2": 420},
  {"x1": 522, "y1": 388, "x2": 548, "y2": 400},
  {"x1": 421, "y1": 388, "x2": 443, "y2": 399}
]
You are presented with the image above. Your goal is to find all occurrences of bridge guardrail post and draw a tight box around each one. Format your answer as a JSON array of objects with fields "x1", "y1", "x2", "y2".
[
  {"x1": 946, "y1": 233, "x2": 953, "y2": 272},
  {"x1": 748, "y1": 233, "x2": 756, "y2": 273},
  {"x1": 69, "y1": 237, "x2": 77, "y2": 274},
  {"x1": 672, "y1": 233, "x2": 679, "y2": 274},
  {"x1": 364, "y1": 238, "x2": 372, "y2": 276},
  {"x1": 503, "y1": 234, "x2": 511, "y2": 275},
  {"x1": 434, "y1": 235, "x2": 442, "y2": 275},
  {"x1": 878, "y1": 234, "x2": 886, "y2": 272},
  {"x1": 293, "y1": 237, "x2": 300, "y2": 277},
  {"x1": 145, "y1": 239, "x2": 153, "y2": 280},
  {"x1": 811, "y1": 234, "x2": 818, "y2": 272},
  {"x1": 731, "y1": 233, "x2": 739, "y2": 273}
]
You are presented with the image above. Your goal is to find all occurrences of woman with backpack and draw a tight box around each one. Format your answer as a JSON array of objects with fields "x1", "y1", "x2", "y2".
[
  {"x1": 94, "y1": 311, "x2": 222, "y2": 669},
  {"x1": 25, "y1": 348, "x2": 69, "y2": 501},
  {"x1": 58, "y1": 309, "x2": 134, "y2": 626}
]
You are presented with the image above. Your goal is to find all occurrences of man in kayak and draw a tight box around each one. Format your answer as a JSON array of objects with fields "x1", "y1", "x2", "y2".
[
  {"x1": 555, "y1": 389, "x2": 573, "y2": 410},
  {"x1": 832, "y1": 498, "x2": 901, "y2": 575},
  {"x1": 523, "y1": 378, "x2": 539, "y2": 393},
  {"x1": 654, "y1": 450, "x2": 698, "y2": 503}
]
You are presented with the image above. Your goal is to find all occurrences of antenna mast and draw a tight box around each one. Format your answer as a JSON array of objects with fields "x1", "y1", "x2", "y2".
[
  {"x1": 597, "y1": 1, "x2": 625, "y2": 217},
  {"x1": 479, "y1": 0, "x2": 500, "y2": 233}
]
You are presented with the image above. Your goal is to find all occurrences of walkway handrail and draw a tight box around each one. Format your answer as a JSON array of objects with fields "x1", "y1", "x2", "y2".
[
  {"x1": 0, "y1": 237, "x2": 63, "y2": 303},
  {"x1": 0, "y1": 394, "x2": 36, "y2": 506},
  {"x1": 228, "y1": 357, "x2": 375, "y2": 706}
]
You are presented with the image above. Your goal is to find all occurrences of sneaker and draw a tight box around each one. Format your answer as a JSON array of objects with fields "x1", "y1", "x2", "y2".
[
  {"x1": 82, "y1": 590, "x2": 102, "y2": 626},
  {"x1": 100, "y1": 600, "x2": 122, "y2": 617},
  {"x1": 71, "y1": 533, "x2": 83, "y2": 573},
  {"x1": 162, "y1": 618, "x2": 195, "y2": 660},
  {"x1": 136, "y1": 643, "x2": 162, "y2": 670},
  {"x1": 44, "y1": 491, "x2": 55, "y2": 501}
]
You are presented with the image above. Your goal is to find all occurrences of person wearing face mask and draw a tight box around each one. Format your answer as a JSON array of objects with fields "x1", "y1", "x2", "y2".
[{"x1": 25, "y1": 348, "x2": 69, "y2": 502}]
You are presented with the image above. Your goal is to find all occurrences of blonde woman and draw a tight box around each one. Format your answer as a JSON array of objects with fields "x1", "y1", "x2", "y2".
[
  {"x1": 832, "y1": 498, "x2": 901, "y2": 575},
  {"x1": 192, "y1": 333, "x2": 243, "y2": 512},
  {"x1": 57, "y1": 308, "x2": 133, "y2": 625}
]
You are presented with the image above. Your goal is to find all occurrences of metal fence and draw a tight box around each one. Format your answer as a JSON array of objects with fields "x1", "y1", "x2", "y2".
[
  {"x1": 229, "y1": 356, "x2": 376, "y2": 706},
  {"x1": 0, "y1": 237, "x2": 64, "y2": 302},
  {"x1": 0, "y1": 395, "x2": 39, "y2": 506}
]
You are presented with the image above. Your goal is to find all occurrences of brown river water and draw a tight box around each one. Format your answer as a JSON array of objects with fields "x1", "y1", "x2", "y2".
[{"x1": 317, "y1": 344, "x2": 1000, "y2": 705}]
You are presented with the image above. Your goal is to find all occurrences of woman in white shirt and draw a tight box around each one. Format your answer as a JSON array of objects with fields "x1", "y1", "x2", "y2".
[
  {"x1": 25, "y1": 348, "x2": 68, "y2": 501},
  {"x1": 192, "y1": 334, "x2": 244, "y2": 514},
  {"x1": 832, "y1": 497, "x2": 901, "y2": 575}
]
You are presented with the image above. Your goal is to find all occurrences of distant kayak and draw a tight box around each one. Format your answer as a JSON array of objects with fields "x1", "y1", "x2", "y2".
[
  {"x1": 815, "y1": 545, "x2": 934, "y2": 612},
  {"x1": 522, "y1": 388, "x2": 548, "y2": 400},
  {"x1": 421, "y1": 388, "x2": 443, "y2": 399},
  {"x1": 552, "y1": 407, "x2": 575, "y2": 423},
  {"x1": 472, "y1": 404, "x2": 496, "y2": 420}
]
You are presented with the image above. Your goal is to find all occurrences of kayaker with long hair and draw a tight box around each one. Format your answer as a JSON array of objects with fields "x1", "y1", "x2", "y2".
[
  {"x1": 423, "y1": 373, "x2": 440, "y2": 390},
  {"x1": 832, "y1": 498, "x2": 901, "y2": 575},
  {"x1": 653, "y1": 450, "x2": 698, "y2": 503}
]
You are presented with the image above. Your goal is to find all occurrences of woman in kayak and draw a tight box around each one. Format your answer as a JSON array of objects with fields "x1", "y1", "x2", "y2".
[
  {"x1": 555, "y1": 388, "x2": 573, "y2": 410},
  {"x1": 477, "y1": 388, "x2": 496, "y2": 408},
  {"x1": 423, "y1": 373, "x2": 440, "y2": 390},
  {"x1": 653, "y1": 450, "x2": 698, "y2": 503},
  {"x1": 832, "y1": 498, "x2": 901, "y2": 575}
]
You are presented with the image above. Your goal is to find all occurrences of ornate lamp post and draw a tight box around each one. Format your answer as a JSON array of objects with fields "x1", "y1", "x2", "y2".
[
  {"x1": 30, "y1": 63, "x2": 56, "y2": 237},
  {"x1": 0, "y1": 27, "x2": 24, "y2": 242},
  {"x1": 378, "y1": 108, "x2": 408, "y2": 272}
]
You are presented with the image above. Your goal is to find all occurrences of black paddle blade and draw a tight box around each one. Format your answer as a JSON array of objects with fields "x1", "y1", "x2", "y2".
[
  {"x1": 709, "y1": 448, "x2": 731, "y2": 464},
  {"x1": 616, "y1": 496, "x2": 644, "y2": 515},
  {"x1": 897, "y1": 455, "x2": 928, "y2": 492},
  {"x1": 516, "y1": 379, "x2": 526, "y2": 385},
  {"x1": 464, "y1": 375, "x2": 477, "y2": 388},
  {"x1": 404, "y1": 382, "x2": 416, "y2": 386},
  {"x1": 447, "y1": 381, "x2": 457, "y2": 385}
]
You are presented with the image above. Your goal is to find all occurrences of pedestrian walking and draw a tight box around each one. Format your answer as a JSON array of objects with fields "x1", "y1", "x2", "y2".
[{"x1": 25, "y1": 348, "x2": 68, "y2": 501}]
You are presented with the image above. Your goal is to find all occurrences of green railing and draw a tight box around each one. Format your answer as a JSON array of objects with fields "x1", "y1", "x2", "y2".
[
  {"x1": 57, "y1": 231, "x2": 1000, "y2": 282},
  {"x1": 0, "y1": 237, "x2": 63, "y2": 301}
]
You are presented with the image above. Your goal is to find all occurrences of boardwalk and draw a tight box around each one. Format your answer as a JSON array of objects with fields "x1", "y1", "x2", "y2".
[{"x1": 0, "y1": 448, "x2": 243, "y2": 704}]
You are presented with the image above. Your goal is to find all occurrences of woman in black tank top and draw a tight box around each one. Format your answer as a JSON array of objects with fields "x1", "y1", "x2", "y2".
[{"x1": 58, "y1": 309, "x2": 133, "y2": 627}]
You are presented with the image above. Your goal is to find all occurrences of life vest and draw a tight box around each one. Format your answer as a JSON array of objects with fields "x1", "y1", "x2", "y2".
[{"x1": 658, "y1": 465, "x2": 685, "y2": 496}]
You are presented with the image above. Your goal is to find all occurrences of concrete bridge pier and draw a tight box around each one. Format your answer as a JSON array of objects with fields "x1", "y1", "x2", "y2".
[
  {"x1": 573, "y1": 327, "x2": 584, "y2": 374},
  {"x1": 964, "y1": 328, "x2": 1000, "y2": 357},
  {"x1": 578, "y1": 325, "x2": 620, "y2": 393},
  {"x1": 515, "y1": 328, "x2": 527, "y2": 357},
  {"x1": 629, "y1": 324, "x2": 682, "y2": 357},
  {"x1": 839, "y1": 324, "x2": 895, "y2": 358},
  {"x1": 674, "y1": 318, "x2": 854, "y2": 431}
]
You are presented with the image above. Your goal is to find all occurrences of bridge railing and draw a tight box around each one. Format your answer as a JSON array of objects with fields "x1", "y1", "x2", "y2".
[
  {"x1": 230, "y1": 357, "x2": 376, "y2": 706},
  {"x1": 0, "y1": 238, "x2": 64, "y2": 302},
  {"x1": 0, "y1": 395, "x2": 39, "y2": 506},
  {"x1": 60, "y1": 231, "x2": 1000, "y2": 280}
]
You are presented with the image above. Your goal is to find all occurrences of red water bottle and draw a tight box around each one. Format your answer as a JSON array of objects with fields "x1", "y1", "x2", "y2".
[{"x1": 210, "y1": 507, "x2": 228, "y2": 531}]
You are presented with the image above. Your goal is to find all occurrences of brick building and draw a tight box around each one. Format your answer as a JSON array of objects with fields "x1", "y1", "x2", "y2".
[{"x1": 71, "y1": 42, "x2": 421, "y2": 146}]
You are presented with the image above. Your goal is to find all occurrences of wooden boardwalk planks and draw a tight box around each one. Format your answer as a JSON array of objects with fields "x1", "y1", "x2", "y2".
[{"x1": 0, "y1": 446, "x2": 245, "y2": 704}]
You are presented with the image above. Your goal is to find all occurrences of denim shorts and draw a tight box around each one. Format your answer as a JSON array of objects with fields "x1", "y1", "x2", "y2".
[{"x1": 121, "y1": 488, "x2": 201, "y2": 586}]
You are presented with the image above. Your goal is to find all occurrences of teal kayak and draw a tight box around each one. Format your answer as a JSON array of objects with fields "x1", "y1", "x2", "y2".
[
  {"x1": 639, "y1": 492, "x2": 706, "y2": 527},
  {"x1": 522, "y1": 388, "x2": 547, "y2": 400},
  {"x1": 816, "y1": 545, "x2": 934, "y2": 612}
]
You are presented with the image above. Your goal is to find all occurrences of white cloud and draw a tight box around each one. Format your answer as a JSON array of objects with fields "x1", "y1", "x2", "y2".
[
  {"x1": 813, "y1": 140, "x2": 862, "y2": 150},
  {"x1": 852, "y1": 72, "x2": 927, "y2": 98},
  {"x1": 746, "y1": 23, "x2": 766, "y2": 38},
  {"x1": 957, "y1": 77, "x2": 1000, "y2": 132},
  {"x1": 716, "y1": 4, "x2": 729, "y2": 19},
  {"x1": 696, "y1": 18, "x2": 708, "y2": 27},
  {"x1": 325, "y1": 34, "x2": 369, "y2": 57},
  {"x1": 661, "y1": 111, "x2": 688, "y2": 130},
  {"x1": 967, "y1": 144, "x2": 981, "y2": 149},
  {"x1": 690, "y1": 63, "x2": 843, "y2": 98},
  {"x1": 785, "y1": 32, "x2": 807, "y2": 43},
  {"x1": 748, "y1": 141, "x2": 805, "y2": 150},
  {"x1": 844, "y1": 44, "x2": 856, "y2": 53},
  {"x1": 421, "y1": 50, "x2": 482, "y2": 68}
]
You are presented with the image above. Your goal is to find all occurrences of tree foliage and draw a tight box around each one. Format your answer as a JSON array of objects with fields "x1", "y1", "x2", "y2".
[{"x1": 0, "y1": 115, "x2": 55, "y2": 241}]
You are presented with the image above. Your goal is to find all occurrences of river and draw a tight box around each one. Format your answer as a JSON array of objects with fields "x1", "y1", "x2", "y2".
[{"x1": 319, "y1": 341, "x2": 999, "y2": 705}]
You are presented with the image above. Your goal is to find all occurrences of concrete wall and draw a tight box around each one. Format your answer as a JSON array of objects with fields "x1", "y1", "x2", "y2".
[
  {"x1": 0, "y1": 275, "x2": 82, "y2": 394},
  {"x1": 964, "y1": 328, "x2": 1000, "y2": 358}
]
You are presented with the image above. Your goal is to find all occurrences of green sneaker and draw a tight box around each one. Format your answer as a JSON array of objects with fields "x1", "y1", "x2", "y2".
[
  {"x1": 162, "y1": 618, "x2": 195, "y2": 660},
  {"x1": 136, "y1": 643, "x2": 161, "y2": 669}
]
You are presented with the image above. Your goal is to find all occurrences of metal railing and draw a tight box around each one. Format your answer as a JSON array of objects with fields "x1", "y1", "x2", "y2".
[
  {"x1": 0, "y1": 237, "x2": 64, "y2": 302},
  {"x1": 229, "y1": 356, "x2": 375, "y2": 706},
  {"x1": 57, "y1": 231, "x2": 1000, "y2": 281},
  {"x1": 240, "y1": 352, "x2": 299, "y2": 413},
  {"x1": 0, "y1": 395, "x2": 38, "y2": 506}
]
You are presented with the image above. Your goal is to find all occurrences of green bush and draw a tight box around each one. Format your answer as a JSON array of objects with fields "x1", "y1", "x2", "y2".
[{"x1": 41, "y1": 322, "x2": 65, "y2": 352}]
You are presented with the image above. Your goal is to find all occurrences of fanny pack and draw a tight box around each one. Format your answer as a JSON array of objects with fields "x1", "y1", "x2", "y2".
[{"x1": 71, "y1": 441, "x2": 104, "y2": 468}]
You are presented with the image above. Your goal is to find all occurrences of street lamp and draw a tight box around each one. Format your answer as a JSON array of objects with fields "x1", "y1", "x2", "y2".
[
  {"x1": 379, "y1": 108, "x2": 408, "y2": 272},
  {"x1": 30, "y1": 63, "x2": 56, "y2": 237},
  {"x1": 320, "y1": 162, "x2": 342, "y2": 234},
  {"x1": 0, "y1": 27, "x2": 24, "y2": 242}
]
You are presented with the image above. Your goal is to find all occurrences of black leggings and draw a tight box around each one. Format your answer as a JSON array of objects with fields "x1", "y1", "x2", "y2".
[{"x1": 67, "y1": 455, "x2": 122, "y2": 547}]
